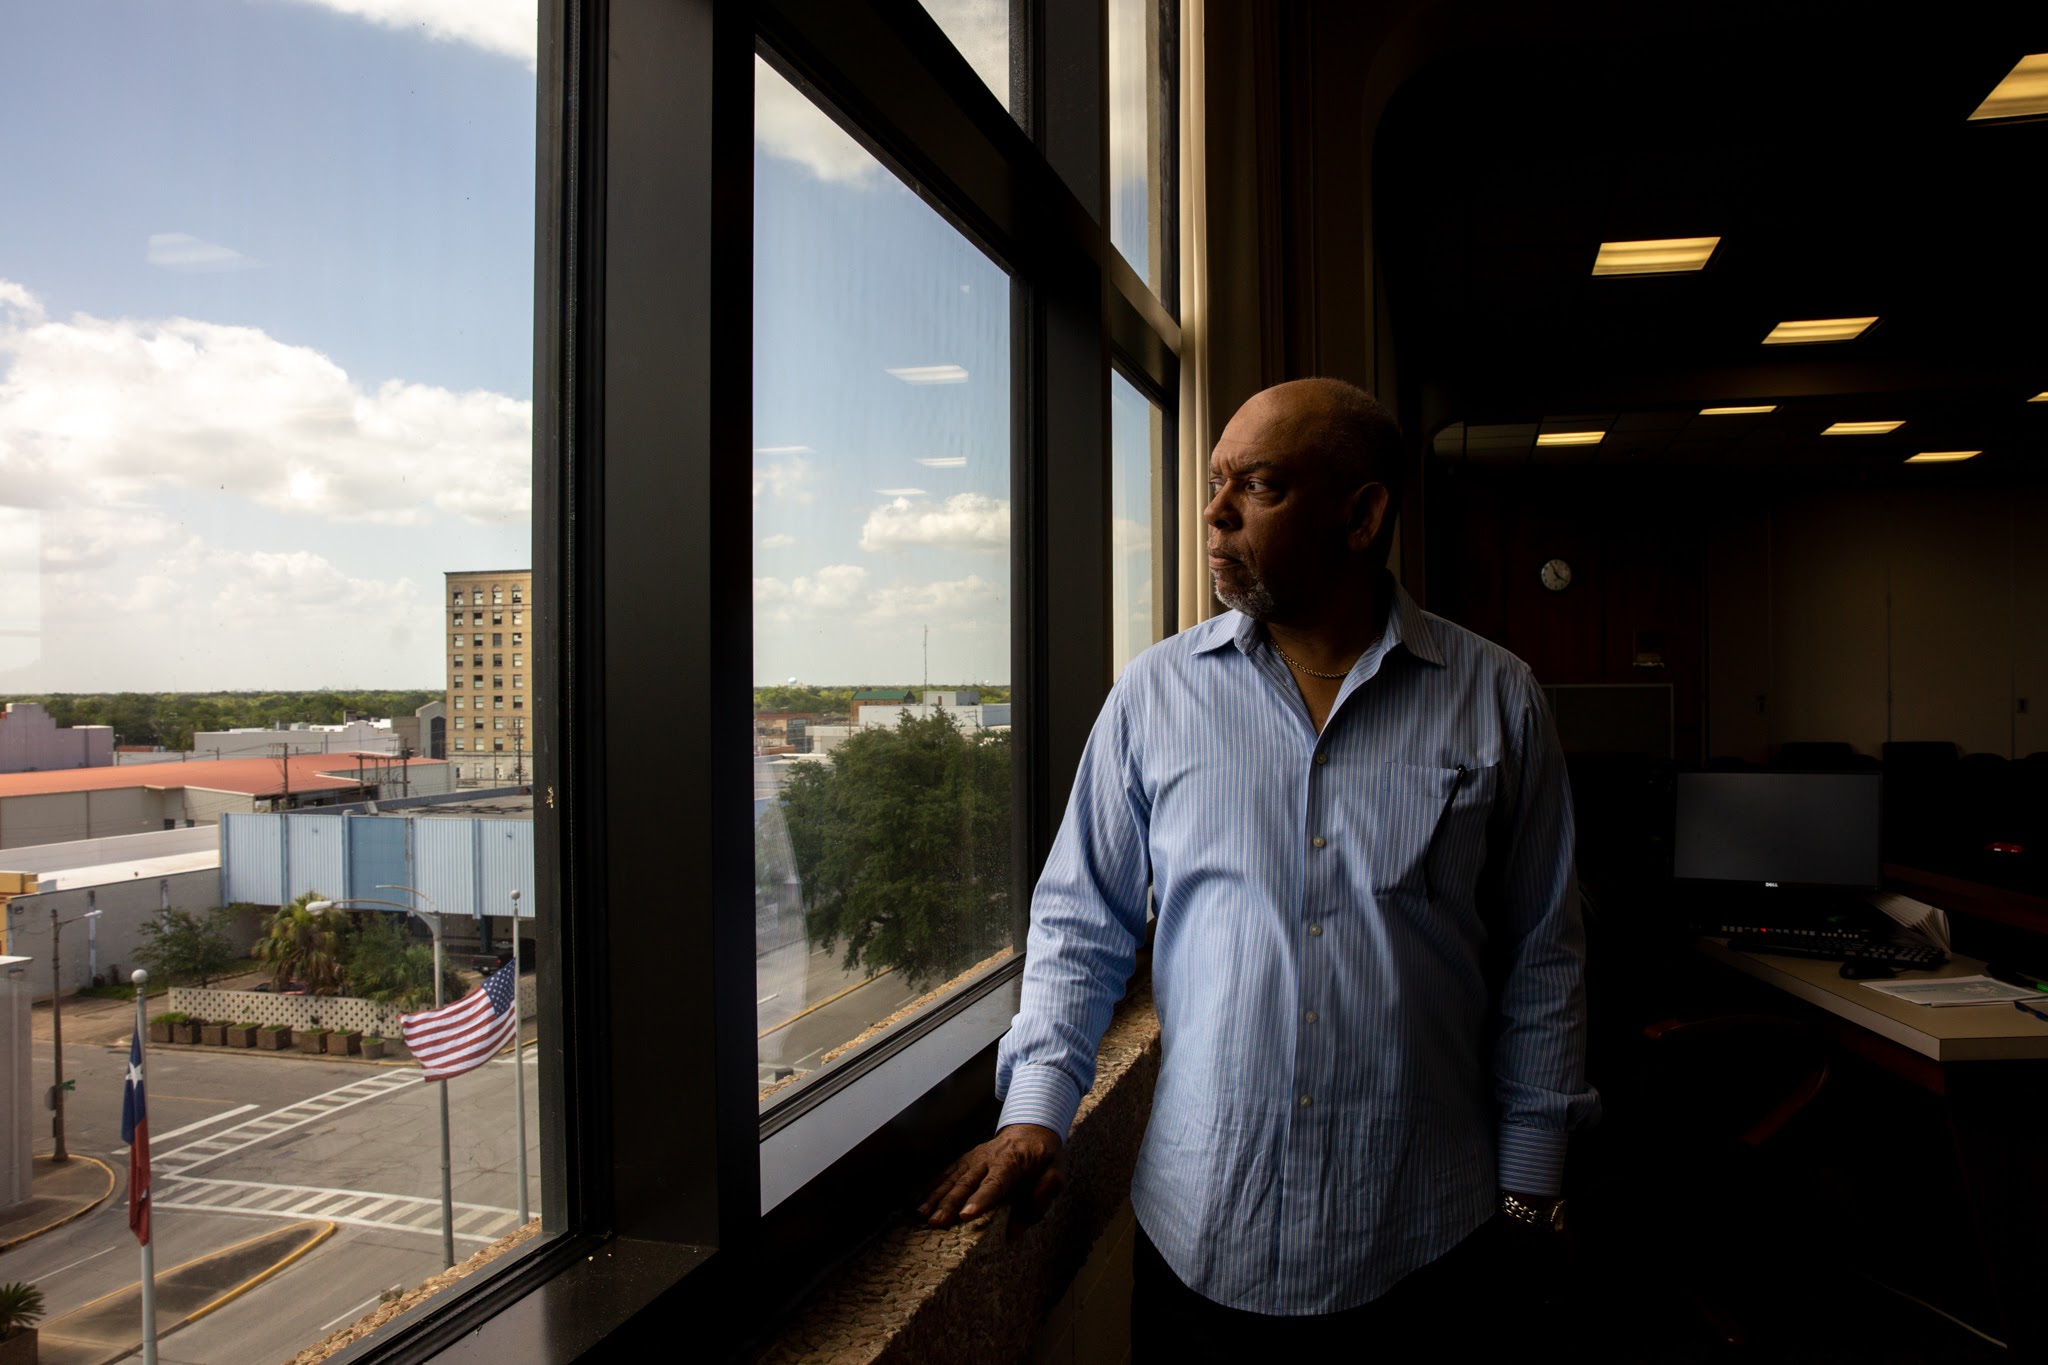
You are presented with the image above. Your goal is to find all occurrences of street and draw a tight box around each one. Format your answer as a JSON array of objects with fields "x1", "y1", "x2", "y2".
[{"x1": 8, "y1": 996, "x2": 538, "y2": 1365}]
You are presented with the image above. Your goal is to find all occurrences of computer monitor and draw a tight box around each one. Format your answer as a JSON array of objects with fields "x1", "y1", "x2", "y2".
[{"x1": 1674, "y1": 772, "x2": 1883, "y2": 889}]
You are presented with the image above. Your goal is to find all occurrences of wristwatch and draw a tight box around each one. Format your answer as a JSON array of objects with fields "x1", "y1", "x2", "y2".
[{"x1": 1499, "y1": 1191, "x2": 1567, "y2": 1232}]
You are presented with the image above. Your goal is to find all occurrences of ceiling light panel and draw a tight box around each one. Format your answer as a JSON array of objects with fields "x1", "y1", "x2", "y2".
[
  {"x1": 1534, "y1": 431, "x2": 1606, "y2": 446},
  {"x1": 1906, "y1": 451, "x2": 1981, "y2": 463},
  {"x1": 2030, "y1": 392, "x2": 2048, "y2": 403},
  {"x1": 1590, "y1": 236, "x2": 1721, "y2": 276},
  {"x1": 1821, "y1": 420, "x2": 1904, "y2": 435},
  {"x1": 1969, "y1": 54, "x2": 2048, "y2": 122},
  {"x1": 1699, "y1": 405, "x2": 1778, "y2": 415},
  {"x1": 1762, "y1": 317, "x2": 1878, "y2": 345}
]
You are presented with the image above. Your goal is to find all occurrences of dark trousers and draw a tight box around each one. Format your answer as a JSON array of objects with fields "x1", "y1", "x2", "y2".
[{"x1": 1130, "y1": 1219, "x2": 1508, "y2": 1362}]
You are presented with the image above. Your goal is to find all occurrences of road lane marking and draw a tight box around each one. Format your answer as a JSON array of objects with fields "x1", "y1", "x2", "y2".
[
  {"x1": 41, "y1": 1245, "x2": 117, "y2": 1279},
  {"x1": 147, "y1": 1103, "x2": 260, "y2": 1145},
  {"x1": 154, "y1": 1174, "x2": 521, "y2": 1245},
  {"x1": 319, "y1": 1289, "x2": 400, "y2": 1334},
  {"x1": 156, "y1": 1073, "x2": 415, "y2": 1177}
]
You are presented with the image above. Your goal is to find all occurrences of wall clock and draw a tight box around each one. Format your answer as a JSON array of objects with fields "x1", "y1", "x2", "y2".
[{"x1": 1539, "y1": 558, "x2": 1573, "y2": 592}]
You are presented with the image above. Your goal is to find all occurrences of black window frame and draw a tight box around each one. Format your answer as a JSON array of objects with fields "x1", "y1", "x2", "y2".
[{"x1": 331, "y1": 2, "x2": 1179, "y2": 1359}]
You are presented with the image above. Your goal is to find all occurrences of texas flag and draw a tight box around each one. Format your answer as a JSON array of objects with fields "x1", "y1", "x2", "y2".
[{"x1": 121, "y1": 1023, "x2": 150, "y2": 1245}]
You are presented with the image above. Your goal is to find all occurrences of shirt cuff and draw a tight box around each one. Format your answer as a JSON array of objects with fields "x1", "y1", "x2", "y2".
[
  {"x1": 997, "y1": 1063, "x2": 1084, "y2": 1139},
  {"x1": 1497, "y1": 1124, "x2": 1569, "y2": 1197}
]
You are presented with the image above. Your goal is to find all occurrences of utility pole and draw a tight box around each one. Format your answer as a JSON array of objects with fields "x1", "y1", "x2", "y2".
[{"x1": 48, "y1": 906, "x2": 102, "y2": 1162}]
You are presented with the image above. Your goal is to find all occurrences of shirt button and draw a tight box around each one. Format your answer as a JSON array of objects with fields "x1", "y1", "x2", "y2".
[
  {"x1": 1311, "y1": 835, "x2": 1327, "y2": 848},
  {"x1": 1314, "y1": 752, "x2": 1329, "y2": 766},
  {"x1": 1307, "y1": 923, "x2": 1322, "y2": 937},
  {"x1": 1304, "y1": 1009, "x2": 1319, "y2": 1024},
  {"x1": 1298, "y1": 1094, "x2": 1313, "y2": 1108}
]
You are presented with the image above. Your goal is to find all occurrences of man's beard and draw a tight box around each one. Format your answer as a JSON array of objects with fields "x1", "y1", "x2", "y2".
[{"x1": 1213, "y1": 562, "x2": 1277, "y2": 621}]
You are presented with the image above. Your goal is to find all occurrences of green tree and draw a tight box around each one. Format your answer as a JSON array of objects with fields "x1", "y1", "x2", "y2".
[
  {"x1": 341, "y1": 912, "x2": 459, "y2": 1009},
  {"x1": 781, "y1": 711, "x2": 1012, "y2": 986},
  {"x1": 256, "y1": 892, "x2": 346, "y2": 994},
  {"x1": 134, "y1": 905, "x2": 243, "y2": 986}
]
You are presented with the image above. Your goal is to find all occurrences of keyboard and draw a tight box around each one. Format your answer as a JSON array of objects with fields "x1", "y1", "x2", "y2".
[{"x1": 1724, "y1": 931, "x2": 1948, "y2": 972}]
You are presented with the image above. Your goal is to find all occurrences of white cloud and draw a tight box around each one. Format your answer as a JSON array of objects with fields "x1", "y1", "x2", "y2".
[
  {"x1": 0, "y1": 280, "x2": 530, "y2": 526},
  {"x1": 886, "y1": 364, "x2": 969, "y2": 384},
  {"x1": 756, "y1": 56, "x2": 879, "y2": 185},
  {"x1": 921, "y1": 0, "x2": 1009, "y2": 102},
  {"x1": 760, "y1": 532, "x2": 796, "y2": 550},
  {"x1": 753, "y1": 456, "x2": 816, "y2": 505},
  {"x1": 753, "y1": 563, "x2": 1000, "y2": 627},
  {"x1": 859, "y1": 492, "x2": 1009, "y2": 553},
  {"x1": 1113, "y1": 516, "x2": 1149, "y2": 554},
  {"x1": 147, "y1": 232, "x2": 263, "y2": 273},
  {"x1": 273, "y1": 0, "x2": 539, "y2": 68},
  {"x1": 0, "y1": 282, "x2": 44, "y2": 327}
]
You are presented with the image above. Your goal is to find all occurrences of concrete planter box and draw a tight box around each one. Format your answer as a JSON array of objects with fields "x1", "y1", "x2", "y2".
[
  {"x1": 226, "y1": 1024, "x2": 259, "y2": 1048},
  {"x1": 198, "y1": 1022, "x2": 228, "y2": 1046},
  {"x1": 297, "y1": 1030, "x2": 330, "y2": 1054},
  {"x1": 257, "y1": 1027, "x2": 291, "y2": 1050},
  {"x1": 361, "y1": 1037, "x2": 387, "y2": 1060},
  {"x1": 172, "y1": 1021, "x2": 202, "y2": 1045},
  {"x1": 0, "y1": 1326, "x2": 37, "y2": 1365},
  {"x1": 325, "y1": 1030, "x2": 362, "y2": 1057},
  {"x1": 148, "y1": 1020, "x2": 172, "y2": 1044}
]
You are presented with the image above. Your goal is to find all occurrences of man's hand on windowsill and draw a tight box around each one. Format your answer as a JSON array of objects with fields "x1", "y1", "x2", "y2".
[{"x1": 917, "y1": 1122, "x2": 1066, "y2": 1229}]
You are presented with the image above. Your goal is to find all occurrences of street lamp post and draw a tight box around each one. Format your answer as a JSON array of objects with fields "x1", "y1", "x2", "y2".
[
  {"x1": 509, "y1": 888, "x2": 528, "y2": 1226},
  {"x1": 310, "y1": 887, "x2": 455, "y2": 1269},
  {"x1": 49, "y1": 905, "x2": 103, "y2": 1163}
]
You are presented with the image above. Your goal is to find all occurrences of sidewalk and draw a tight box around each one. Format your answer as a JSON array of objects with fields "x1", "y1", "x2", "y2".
[{"x1": 0, "y1": 1154, "x2": 116, "y2": 1251}]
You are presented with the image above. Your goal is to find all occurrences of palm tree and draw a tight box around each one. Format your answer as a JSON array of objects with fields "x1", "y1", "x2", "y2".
[{"x1": 256, "y1": 891, "x2": 346, "y2": 995}]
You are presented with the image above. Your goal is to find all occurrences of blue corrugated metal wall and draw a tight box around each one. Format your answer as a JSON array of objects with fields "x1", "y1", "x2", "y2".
[{"x1": 221, "y1": 812, "x2": 534, "y2": 916}]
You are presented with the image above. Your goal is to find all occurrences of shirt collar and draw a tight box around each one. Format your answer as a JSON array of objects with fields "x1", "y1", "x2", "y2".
[{"x1": 1189, "y1": 574, "x2": 1446, "y2": 669}]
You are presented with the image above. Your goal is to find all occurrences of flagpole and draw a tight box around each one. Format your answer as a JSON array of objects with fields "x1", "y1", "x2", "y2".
[
  {"x1": 431, "y1": 912, "x2": 454, "y2": 1268},
  {"x1": 131, "y1": 969, "x2": 158, "y2": 1365},
  {"x1": 509, "y1": 889, "x2": 529, "y2": 1226}
]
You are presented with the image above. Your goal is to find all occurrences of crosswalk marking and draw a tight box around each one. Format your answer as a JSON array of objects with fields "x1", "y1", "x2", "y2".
[
  {"x1": 156, "y1": 1073, "x2": 417, "y2": 1178},
  {"x1": 154, "y1": 1175, "x2": 522, "y2": 1246}
]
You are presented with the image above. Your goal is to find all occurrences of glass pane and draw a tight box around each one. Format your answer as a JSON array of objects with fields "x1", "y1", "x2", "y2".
[
  {"x1": 1111, "y1": 372, "x2": 1166, "y2": 675},
  {"x1": 1, "y1": 5, "x2": 542, "y2": 1361},
  {"x1": 918, "y1": 0, "x2": 1014, "y2": 115},
  {"x1": 1109, "y1": 0, "x2": 1166, "y2": 291},
  {"x1": 754, "y1": 63, "x2": 1015, "y2": 1109}
]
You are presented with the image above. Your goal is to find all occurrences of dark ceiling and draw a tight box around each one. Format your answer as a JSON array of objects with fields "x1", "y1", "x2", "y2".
[{"x1": 1375, "y1": 5, "x2": 2048, "y2": 480}]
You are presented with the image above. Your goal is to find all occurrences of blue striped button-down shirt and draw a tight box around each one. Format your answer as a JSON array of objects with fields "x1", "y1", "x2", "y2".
[{"x1": 995, "y1": 580, "x2": 1597, "y2": 1315}]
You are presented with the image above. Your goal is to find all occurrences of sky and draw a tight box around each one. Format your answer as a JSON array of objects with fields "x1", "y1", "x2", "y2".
[{"x1": 0, "y1": 0, "x2": 1156, "y2": 694}]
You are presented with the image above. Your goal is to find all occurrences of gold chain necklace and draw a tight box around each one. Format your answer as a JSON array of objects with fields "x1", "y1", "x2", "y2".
[{"x1": 1272, "y1": 643, "x2": 1353, "y2": 680}]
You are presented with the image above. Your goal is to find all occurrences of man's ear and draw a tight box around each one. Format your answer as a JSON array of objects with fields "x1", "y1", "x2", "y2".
[{"x1": 1345, "y1": 483, "x2": 1391, "y2": 554}]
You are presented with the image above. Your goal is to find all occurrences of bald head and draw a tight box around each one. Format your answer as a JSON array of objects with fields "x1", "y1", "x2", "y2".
[{"x1": 1220, "y1": 378, "x2": 1404, "y2": 555}]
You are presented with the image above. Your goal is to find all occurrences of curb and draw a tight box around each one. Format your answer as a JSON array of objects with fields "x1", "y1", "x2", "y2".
[
  {"x1": 0, "y1": 1154, "x2": 116, "y2": 1252},
  {"x1": 185, "y1": 1219, "x2": 338, "y2": 1323}
]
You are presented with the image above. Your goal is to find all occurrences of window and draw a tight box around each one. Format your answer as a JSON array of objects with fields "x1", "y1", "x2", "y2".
[
  {"x1": 455, "y1": 718, "x2": 466, "y2": 730},
  {"x1": 453, "y1": 676, "x2": 464, "y2": 689},
  {"x1": 752, "y1": 56, "x2": 1016, "y2": 1112},
  {"x1": 474, "y1": 611, "x2": 485, "y2": 625},
  {"x1": 473, "y1": 633, "x2": 485, "y2": 647},
  {"x1": 1111, "y1": 369, "x2": 1167, "y2": 674},
  {"x1": 452, "y1": 612, "x2": 464, "y2": 626},
  {"x1": 513, "y1": 653, "x2": 524, "y2": 667},
  {"x1": 512, "y1": 632, "x2": 524, "y2": 646},
  {"x1": 473, "y1": 589, "x2": 485, "y2": 605},
  {"x1": 454, "y1": 697, "x2": 465, "y2": 709},
  {"x1": 512, "y1": 610, "x2": 523, "y2": 626},
  {"x1": 452, "y1": 589, "x2": 464, "y2": 604},
  {"x1": 473, "y1": 675, "x2": 484, "y2": 688},
  {"x1": 513, "y1": 675, "x2": 523, "y2": 688},
  {"x1": 493, "y1": 696, "x2": 504, "y2": 709},
  {"x1": 493, "y1": 611, "x2": 504, "y2": 625},
  {"x1": 495, "y1": 739, "x2": 505, "y2": 751},
  {"x1": 511, "y1": 586, "x2": 523, "y2": 603},
  {"x1": 494, "y1": 717, "x2": 505, "y2": 730},
  {"x1": 493, "y1": 587, "x2": 504, "y2": 604},
  {"x1": 1109, "y1": 0, "x2": 1171, "y2": 294},
  {"x1": 492, "y1": 675, "x2": 503, "y2": 689},
  {"x1": 493, "y1": 653, "x2": 503, "y2": 666},
  {"x1": 452, "y1": 633, "x2": 463, "y2": 647},
  {"x1": 454, "y1": 738, "x2": 466, "y2": 752}
]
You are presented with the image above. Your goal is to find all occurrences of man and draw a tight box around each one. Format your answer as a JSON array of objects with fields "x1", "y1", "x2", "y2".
[{"x1": 919, "y1": 378, "x2": 1596, "y2": 1356}]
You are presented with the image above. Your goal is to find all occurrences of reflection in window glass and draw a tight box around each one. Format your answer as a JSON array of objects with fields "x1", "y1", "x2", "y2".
[
  {"x1": 0, "y1": 6, "x2": 540, "y2": 1361},
  {"x1": 918, "y1": 0, "x2": 1013, "y2": 114},
  {"x1": 1111, "y1": 371, "x2": 1165, "y2": 675},
  {"x1": 754, "y1": 61, "x2": 1014, "y2": 1108},
  {"x1": 1109, "y1": 0, "x2": 1165, "y2": 290}
]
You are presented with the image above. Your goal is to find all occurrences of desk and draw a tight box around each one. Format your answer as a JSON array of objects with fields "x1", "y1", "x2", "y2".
[{"x1": 1694, "y1": 937, "x2": 2048, "y2": 1358}]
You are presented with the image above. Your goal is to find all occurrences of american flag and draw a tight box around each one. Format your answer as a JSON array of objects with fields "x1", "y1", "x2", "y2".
[
  {"x1": 121, "y1": 1022, "x2": 150, "y2": 1245},
  {"x1": 400, "y1": 962, "x2": 520, "y2": 1081}
]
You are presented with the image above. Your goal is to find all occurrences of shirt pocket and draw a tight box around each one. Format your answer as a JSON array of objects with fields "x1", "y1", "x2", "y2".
[{"x1": 1376, "y1": 760, "x2": 1501, "y2": 906}]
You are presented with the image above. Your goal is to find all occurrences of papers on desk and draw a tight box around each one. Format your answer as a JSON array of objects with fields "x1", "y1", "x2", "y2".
[
  {"x1": 1860, "y1": 976, "x2": 2041, "y2": 1007},
  {"x1": 1866, "y1": 891, "x2": 1951, "y2": 952}
]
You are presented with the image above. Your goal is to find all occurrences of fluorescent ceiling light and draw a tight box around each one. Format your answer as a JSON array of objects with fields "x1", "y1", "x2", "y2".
[
  {"x1": 1699, "y1": 405, "x2": 1777, "y2": 415},
  {"x1": 1968, "y1": 54, "x2": 2048, "y2": 122},
  {"x1": 1590, "y1": 236, "x2": 1721, "y2": 276},
  {"x1": 1762, "y1": 317, "x2": 1878, "y2": 345},
  {"x1": 1535, "y1": 431, "x2": 1606, "y2": 446},
  {"x1": 2030, "y1": 391, "x2": 2048, "y2": 402},
  {"x1": 916, "y1": 456, "x2": 967, "y2": 468},
  {"x1": 1906, "y1": 451, "x2": 1981, "y2": 463},
  {"x1": 886, "y1": 364, "x2": 969, "y2": 384},
  {"x1": 1821, "y1": 420, "x2": 1905, "y2": 435}
]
